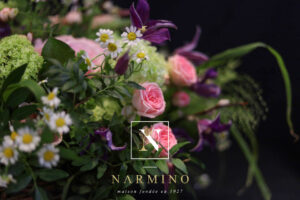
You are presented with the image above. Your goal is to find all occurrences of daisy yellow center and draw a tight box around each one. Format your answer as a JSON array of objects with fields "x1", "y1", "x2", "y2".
[
  {"x1": 100, "y1": 34, "x2": 109, "y2": 42},
  {"x1": 137, "y1": 52, "x2": 146, "y2": 59},
  {"x1": 43, "y1": 151, "x2": 54, "y2": 161},
  {"x1": 23, "y1": 133, "x2": 33, "y2": 144},
  {"x1": 56, "y1": 118, "x2": 66, "y2": 127},
  {"x1": 10, "y1": 131, "x2": 17, "y2": 141},
  {"x1": 107, "y1": 43, "x2": 117, "y2": 52},
  {"x1": 45, "y1": 113, "x2": 50, "y2": 121},
  {"x1": 85, "y1": 58, "x2": 92, "y2": 66},
  {"x1": 47, "y1": 92, "x2": 55, "y2": 100},
  {"x1": 127, "y1": 32, "x2": 137, "y2": 41},
  {"x1": 4, "y1": 147, "x2": 14, "y2": 158}
]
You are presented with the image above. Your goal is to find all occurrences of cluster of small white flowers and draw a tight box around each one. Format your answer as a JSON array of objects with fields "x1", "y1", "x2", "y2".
[{"x1": 94, "y1": 26, "x2": 149, "y2": 63}]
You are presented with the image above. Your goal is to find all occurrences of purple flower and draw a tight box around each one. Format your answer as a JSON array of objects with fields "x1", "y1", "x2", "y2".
[
  {"x1": 0, "y1": 22, "x2": 11, "y2": 39},
  {"x1": 175, "y1": 26, "x2": 209, "y2": 65},
  {"x1": 95, "y1": 128, "x2": 127, "y2": 151},
  {"x1": 190, "y1": 114, "x2": 232, "y2": 152},
  {"x1": 115, "y1": 51, "x2": 130, "y2": 75},
  {"x1": 191, "y1": 68, "x2": 221, "y2": 98},
  {"x1": 130, "y1": 0, "x2": 177, "y2": 44}
]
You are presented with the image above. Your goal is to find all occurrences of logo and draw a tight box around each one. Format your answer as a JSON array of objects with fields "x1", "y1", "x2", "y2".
[{"x1": 130, "y1": 121, "x2": 169, "y2": 160}]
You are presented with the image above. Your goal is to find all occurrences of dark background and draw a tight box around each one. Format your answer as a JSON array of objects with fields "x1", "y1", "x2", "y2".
[{"x1": 114, "y1": 0, "x2": 300, "y2": 199}]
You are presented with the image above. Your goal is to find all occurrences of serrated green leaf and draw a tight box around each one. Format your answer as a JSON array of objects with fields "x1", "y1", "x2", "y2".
[
  {"x1": 80, "y1": 159, "x2": 98, "y2": 172},
  {"x1": 6, "y1": 174, "x2": 32, "y2": 194}
]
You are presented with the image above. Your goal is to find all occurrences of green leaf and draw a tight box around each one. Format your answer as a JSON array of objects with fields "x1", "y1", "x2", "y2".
[
  {"x1": 172, "y1": 158, "x2": 188, "y2": 174},
  {"x1": 41, "y1": 127, "x2": 54, "y2": 144},
  {"x1": 127, "y1": 81, "x2": 145, "y2": 90},
  {"x1": 59, "y1": 147, "x2": 84, "y2": 162},
  {"x1": 11, "y1": 105, "x2": 37, "y2": 120},
  {"x1": 35, "y1": 186, "x2": 48, "y2": 200},
  {"x1": 6, "y1": 174, "x2": 32, "y2": 194},
  {"x1": 5, "y1": 87, "x2": 30, "y2": 108},
  {"x1": 37, "y1": 169, "x2": 69, "y2": 182},
  {"x1": 42, "y1": 37, "x2": 75, "y2": 65},
  {"x1": 18, "y1": 79, "x2": 46, "y2": 103},
  {"x1": 117, "y1": 194, "x2": 136, "y2": 200},
  {"x1": 231, "y1": 126, "x2": 271, "y2": 200},
  {"x1": 201, "y1": 42, "x2": 298, "y2": 140},
  {"x1": 97, "y1": 164, "x2": 107, "y2": 179},
  {"x1": 156, "y1": 160, "x2": 169, "y2": 174},
  {"x1": 170, "y1": 141, "x2": 190, "y2": 155},
  {"x1": 80, "y1": 159, "x2": 98, "y2": 172},
  {"x1": 0, "y1": 64, "x2": 27, "y2": 96}
]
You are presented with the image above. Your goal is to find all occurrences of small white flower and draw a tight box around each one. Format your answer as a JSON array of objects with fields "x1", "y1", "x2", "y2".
[
  {"x1": 0, "y1": 174, "x2": 16, "y2": 188},
  {"x1": 95, "y1": 29, "x2": 113, "y2": 47},
  {"x1": 0, "y1": 139, "x2": 18, "y2": 165},
  {"x1": 81, "y1": 53, "x2": 95, "y2": 70},
  {"x1": 16, "y1": 127, "x2": 40, "y2": 153},
  {"x1": 8, "y1": 125, "x2": 18, "y2": 142},
  {"x1": 121, "y1": 26, "x2": 142, "y2": 46},
  {"x1": 37, "y1": 144, "x2": 60, "y2": 168},
  {"x1": 41, "y1": 107, "x2": 53, "y2": 124},
  {"x1": 41, "y1": 88, "x2": 61, "y2": 108},
  {"x1": 133, "y1": 50, "x2": 149, "y2": 63},
  {"x1": 49, "y1": 112, "x2": 72, "y2": 134},
  {"x1": 104, "y1": 40, "x2": 122, "y2": 59}
]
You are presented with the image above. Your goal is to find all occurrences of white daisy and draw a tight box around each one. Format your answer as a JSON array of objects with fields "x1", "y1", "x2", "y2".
[
  {"x1": 133, "y1": 50, "x2": 149, "y2": 63},
  {"x1": 40, "y1": 107, "x2": 53, "y2": 124},
  {"x1": 8, "y1": 125, "x2": 18, "y2": 142},
  {"x1": 0, "y1": 174, "x2": 16, "y2": 188},
  {"x1": 16, "y1": 127, "x2": 41, "y2": 153},
  {"x1": 95, "y1": 29, "x2": 113, "y2": 47},
  {"x1": 104, "y1": 40, "x2": 122, "y2": 59},
  {"x1": 121, "y1": 26, "x2": 142, "y2": 46},
  {"x1": 0, "y1": 139, "x2": 18, "y2": 165},
  {"x1": 81, "y1": 52, "x2": 95, "y2": 70},
  {"x1": 49, "y1": 111, "x2": 72, "y2": 134},
  {"x1": 41, "y1": 88, "x2": 61, "y2": 108},
  {"x1": 37, "y1": 144, "x2": 59, "y2": 168}
]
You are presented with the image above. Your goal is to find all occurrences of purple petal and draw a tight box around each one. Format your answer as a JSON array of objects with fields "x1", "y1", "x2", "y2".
[
  {"x1": 172, "y1": 128, "x2": 194, "y2": 143},
  {"x1": 106, "y1": 130, "x2": 127, "y2": 151},
  {"x1": 191, "y1": 82, "x2": 221, "y2": 98},
  {"x1": 94, "y1": 127, "x2": 109, "y2": 137},
  {"x1": 0, "y1": 22, "x2": 11, "y2": 39},
  {"x1": 210, "y1": 114, "x2": 232, "y2": 132},
  {"x1": 129, "y1": 3, "x2": 143, "y2": 28},
  {"x1": 201, "y1": 68, "x2": 218, "y2": 83},
  {"x1": 146, "y1": 19, "x2": 177, "y2": 30},
  {"x1": 115, "y1": 51, "x2": 130, "y2": 75},
  {"x1": 177, "y1": 51, "x2": 209, "y2": 65},
  {"x1": 190, "y1": 119, "x2": 211, "y2": 152},
  {"x1": 142, "y1": 28, "x2": 171, "y2": 44},
  {"x1": 175, "y1": 26, "x2": 201, "y2": 53},
  {"x1": 136, "y1": 0, "x2": 150, "y2": 24}
]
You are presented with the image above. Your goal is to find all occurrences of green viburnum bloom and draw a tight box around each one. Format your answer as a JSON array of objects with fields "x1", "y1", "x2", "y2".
[
  {"x1": 128, "y1": 40, "x2": 168, "y2": 87},
  {"x1": 0, "y1": 35, "x2": 43, "y2": 87},
  {"x1": 88, "y1": 96, "x2": 121, "y2": 121}
]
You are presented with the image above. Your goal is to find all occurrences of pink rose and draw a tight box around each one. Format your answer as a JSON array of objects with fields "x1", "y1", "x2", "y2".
[
  {"x1": 172, "y1": 91, "x2": 190, "y2": 107},
  {"x1": 168, "y1": 54, "x2": 197, "y2": 86},
  {"x1": 150, "y1": 123, "x2": 177, "y2": 157},
  {"x1": 34, "y1": 35, "x2": 104, "y2": 75},
  {"x1": 132, "y1": 82, "x2": 166, "y2": 118}
]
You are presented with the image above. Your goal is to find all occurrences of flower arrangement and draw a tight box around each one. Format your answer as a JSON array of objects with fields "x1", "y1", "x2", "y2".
[{"x1": 0, "y1": 0, "x2": 297, "y2": 200}]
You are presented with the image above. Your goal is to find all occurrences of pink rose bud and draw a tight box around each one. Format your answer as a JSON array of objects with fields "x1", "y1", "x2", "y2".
[
  {"x1": 132, "y1": 82, "x2": 166, "y2": 118},
  {"x1": 168, "y1": 54, "x2": 197, "y2": 86},
  {"x1": 63, "y1": 10, "x2": 82, "y2": 25},
  {"x1": 150, "y1": 123, "x2": 177, "y2": 157},
  {"x1": 172, "y1": 91, "x2": 190, "y2": 107}
]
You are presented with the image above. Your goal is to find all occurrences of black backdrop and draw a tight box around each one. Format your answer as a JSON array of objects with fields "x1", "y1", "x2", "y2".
[{"x1": 113, "y1": 0, "x2": 300, "y2": 199}]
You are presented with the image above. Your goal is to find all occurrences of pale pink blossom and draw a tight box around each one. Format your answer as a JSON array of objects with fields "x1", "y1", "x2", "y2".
[
  {"x1": 168, "y1": 54, "x2": 197, "y2": 86},
  {"x1": 172, "y1": 91, "x2": 190, "y2": 107},
  {"x1": 63, "y1": 10, "x2": 82, "y2": 25},
  {"x1": 150, "y1": 123, "x2": 177, "y2": 157},
  {"x1": 132, "y1": 82, "x2": 166, "y2": 118}
]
